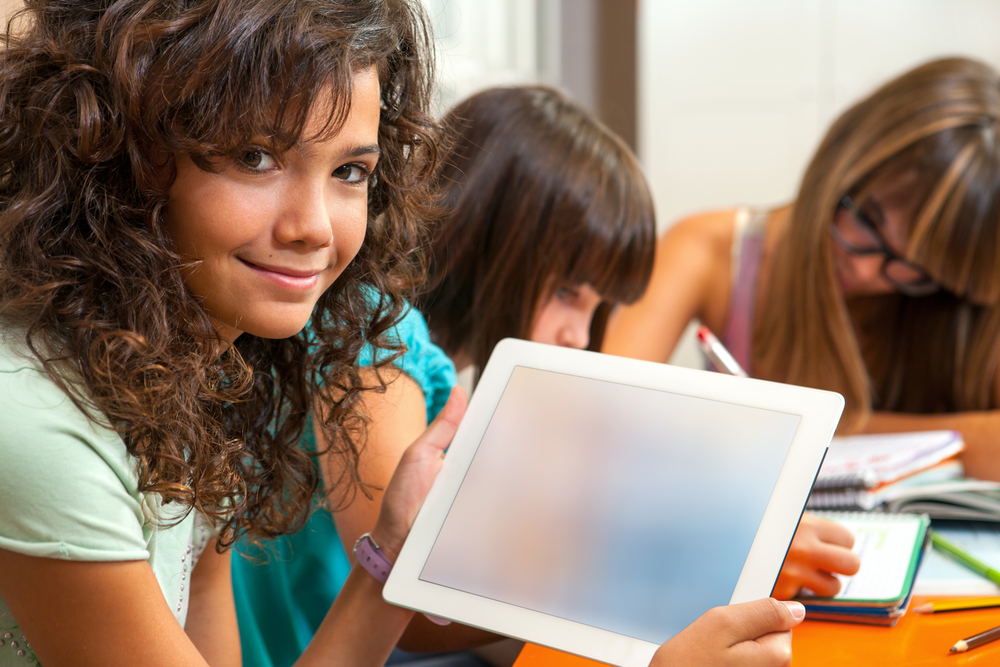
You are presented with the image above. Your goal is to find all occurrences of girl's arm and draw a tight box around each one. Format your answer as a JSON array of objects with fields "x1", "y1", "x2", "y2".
[
  {"x1": 185, "y1": 539, "x2": 240, "y2": 667},
  {"x1": 0, "y1": 550, "x2": 219, "y2": 667},
  {"x1": 321, "y1": 368, "x2": 426, "y2": 554},
  {"x1": 319, "y1": 370, "x2": 500, "y2": 651},
  {"x1": 300, "y1": 388, "x2": 469, "y2": 666},
  {"x1": 866, "y1": 410, "x2": 1000, "y2": 482}
]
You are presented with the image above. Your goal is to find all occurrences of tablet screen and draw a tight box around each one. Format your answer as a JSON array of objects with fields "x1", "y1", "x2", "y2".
[{"x1": 419, "y1": 366, "x2": 802, "y2": 645}]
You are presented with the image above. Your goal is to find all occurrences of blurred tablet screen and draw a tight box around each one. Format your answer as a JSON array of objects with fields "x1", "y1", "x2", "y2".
[{"x1": 419, "y1": 366, "x2": 801, "y2": 644}]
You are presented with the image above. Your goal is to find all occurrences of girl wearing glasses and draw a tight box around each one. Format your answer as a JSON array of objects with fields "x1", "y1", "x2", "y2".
[{"x1": 605, "y1": 57, "x2": 1000, "y2": 492}]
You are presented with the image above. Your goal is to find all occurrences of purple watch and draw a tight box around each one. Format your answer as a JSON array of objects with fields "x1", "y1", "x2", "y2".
[
  {"x1": 353, "y1": 532, "x2": 451, "y2": 626},
  {"x1": 353, "y1": 532, "x2": 392, "y2": 584}
]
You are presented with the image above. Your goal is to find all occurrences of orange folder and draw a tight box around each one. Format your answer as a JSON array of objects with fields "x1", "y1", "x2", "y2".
[{"x1": 512, "y1": 597, "x2": 1000, "y2": 667}]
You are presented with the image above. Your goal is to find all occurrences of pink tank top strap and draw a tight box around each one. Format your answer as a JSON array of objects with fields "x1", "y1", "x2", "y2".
[{"x1": 721, "y1": 208, "x2": 769, "y2": 377}]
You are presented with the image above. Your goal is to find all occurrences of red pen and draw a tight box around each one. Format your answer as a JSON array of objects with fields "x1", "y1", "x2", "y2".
[{"x1": 696, "y1": 325, "x2": 748, "y2": 377}]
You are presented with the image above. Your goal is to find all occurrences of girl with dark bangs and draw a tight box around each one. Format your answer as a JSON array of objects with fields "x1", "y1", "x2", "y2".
[
  {"x1": 234, "y1": 86, "x2": 808, "y2": 667},
  {"x1": 606, "y1": 57, "x2": 1000, "y2": 568}
]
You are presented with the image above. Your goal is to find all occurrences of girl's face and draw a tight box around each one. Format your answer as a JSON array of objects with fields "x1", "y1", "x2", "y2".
[
  {"x1": 530, "y1": 283, "x2": 603, "y2": 349},
  {"x1": 164, "y1": 69, "x2": 381, "y2": 343},
  {"x1": 830, "y1": 173, "x2": 936, "y2": 298}
]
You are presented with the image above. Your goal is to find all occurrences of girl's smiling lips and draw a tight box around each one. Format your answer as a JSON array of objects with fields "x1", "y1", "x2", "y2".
[{"x1": 240, "y1": 258, "x2": 324, "y2": 290}]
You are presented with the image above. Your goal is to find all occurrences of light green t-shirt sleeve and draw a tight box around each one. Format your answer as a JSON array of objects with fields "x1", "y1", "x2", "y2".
[{"x1": 0, "y1": 356, "x2": 150, "y2": 562}]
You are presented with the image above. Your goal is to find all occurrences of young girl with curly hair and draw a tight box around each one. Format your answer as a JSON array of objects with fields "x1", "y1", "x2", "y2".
[{"x1": 0, "y1": 1, "x2": 805, "y2": 665}]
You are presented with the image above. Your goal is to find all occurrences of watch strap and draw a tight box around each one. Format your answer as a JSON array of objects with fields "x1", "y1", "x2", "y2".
[{"x1": 354, "y1": 533, "x2": 392, "y2": 584}]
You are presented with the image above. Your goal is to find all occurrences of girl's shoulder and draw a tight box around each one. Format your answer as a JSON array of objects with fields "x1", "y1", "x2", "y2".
[
  {"x1": 0, "y1": 328, "x2": 151, "y2": 563},
  {"x1": 362, "y1": 303, "x2": 456, "y2": 423},
  {"x1": 658, "y1": 209, "x2": 742, "y2": 260},
  {"x1": 653, "y1": 209, "x2": 744, "y2": 294}
]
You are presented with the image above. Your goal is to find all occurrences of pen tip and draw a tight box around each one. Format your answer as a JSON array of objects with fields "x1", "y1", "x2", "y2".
[{"x1": 696, "y1": 325, "x2": 709, "y2": 342}]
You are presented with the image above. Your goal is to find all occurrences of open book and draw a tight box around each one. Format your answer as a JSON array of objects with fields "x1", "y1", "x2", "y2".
[{"x1": 885, "y1": 479, "x2": 1000, "y2": 521}]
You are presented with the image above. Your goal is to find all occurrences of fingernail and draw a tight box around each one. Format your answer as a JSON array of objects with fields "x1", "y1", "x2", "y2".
[{"x1": 782, "y1": 600, "x2": 806, "y2": 620}]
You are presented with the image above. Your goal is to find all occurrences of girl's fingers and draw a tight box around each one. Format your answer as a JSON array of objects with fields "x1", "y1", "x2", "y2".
[
  {"x1": 807, "y1": 540, "x2": 861, "y2": 576},
  {"x1": 734, "y1": 627, "x2": 794, "y2": 667},
  {"x1": 407, "y1": 386, "x2": 467, "y2": 458},
  {"x1": 805, "y1": 514, "x2": 856, "y2": 548},
  {"x1": 775, "y1": 561, "x2": 843, "y2": 598},
  {"x1": 717, "y1": 598, "x2": 804, "y2": 646}
]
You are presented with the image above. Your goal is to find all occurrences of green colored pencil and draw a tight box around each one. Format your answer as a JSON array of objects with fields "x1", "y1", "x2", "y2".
[{"x1": 931, "y1": 531, "x2": 1000, "y2": 586}]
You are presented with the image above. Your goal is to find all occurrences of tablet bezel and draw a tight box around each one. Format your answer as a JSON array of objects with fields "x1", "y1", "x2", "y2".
[{"x1": 383, "y1": 338, "x2": 843, "y2": 667}]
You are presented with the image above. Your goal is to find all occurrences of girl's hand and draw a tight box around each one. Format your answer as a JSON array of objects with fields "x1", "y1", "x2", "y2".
[
  {"x1": 368, "y1": 387, "x2": 467, "y2": 561},
  {"x1": 650, "y1": 598, "x2": 804, "y2": 667},
  {"x1": 772, "y1": 513, "x2": 860, "y2": 599}
]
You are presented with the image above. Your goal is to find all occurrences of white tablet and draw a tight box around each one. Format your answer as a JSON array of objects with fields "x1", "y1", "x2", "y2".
[{"x1": 383, "y1": 339, "x2": 843, "y2": 667}]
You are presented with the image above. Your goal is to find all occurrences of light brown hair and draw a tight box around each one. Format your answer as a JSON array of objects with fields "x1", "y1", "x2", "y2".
[
  {"x1": 421, "y1": 86, "x2": 656, "y2": 372},
  {"x1": 756, "y1": 57, "x2": 1000, "y2": 429}
]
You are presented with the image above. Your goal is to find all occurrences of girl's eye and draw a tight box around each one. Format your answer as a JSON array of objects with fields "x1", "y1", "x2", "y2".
[
  {"x1": 238, "y1": 149, "x2": 276, "y2": 172},
  {"x1": 333, "y1": 163, "x2": 370, "y2": 184},
  {"x1": 556, "y1": 287, "x2": 580, "y2": 303}
]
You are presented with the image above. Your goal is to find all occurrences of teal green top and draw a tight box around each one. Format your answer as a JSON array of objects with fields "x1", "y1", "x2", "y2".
[
  {"x1": 232, "y1": 305, "x2": 456, "y2": 667},
  {"x1": 0, "y1": 330, "x2": 215, "y2": 666}
]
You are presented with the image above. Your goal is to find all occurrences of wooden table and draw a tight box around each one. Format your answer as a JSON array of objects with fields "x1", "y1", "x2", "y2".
[{"x1": 512, "y1": 597, "x2": 1000, "y2": 666}]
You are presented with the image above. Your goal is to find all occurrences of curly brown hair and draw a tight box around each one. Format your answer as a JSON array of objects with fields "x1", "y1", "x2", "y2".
[{"x1": 0, "y1": 0, "x2": 439, "y2": 546}]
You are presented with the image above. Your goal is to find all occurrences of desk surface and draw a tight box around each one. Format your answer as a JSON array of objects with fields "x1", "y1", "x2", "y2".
[{"x1": 512, "y1": 597, "x2": 1000, "y2": 667}]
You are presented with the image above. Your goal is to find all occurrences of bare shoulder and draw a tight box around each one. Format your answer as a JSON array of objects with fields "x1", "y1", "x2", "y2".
[
  {"x1": 650, "y1": 208, "x2": 739, "y2": 311},
  {"x1": 603, "y1": 209, "x2": 739, "y2": 362},
  {"x1": 657, "y1": 209, "x2": 737, "y2": 266}
]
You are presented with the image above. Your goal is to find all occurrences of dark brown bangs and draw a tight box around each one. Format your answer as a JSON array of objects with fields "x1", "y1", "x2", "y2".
[
  {"x1": 423, "y1": 85, "x2": 654, "y2": 370},
  {"x1": 564, "y1": 157, "x2": 656, "y2": 305}
]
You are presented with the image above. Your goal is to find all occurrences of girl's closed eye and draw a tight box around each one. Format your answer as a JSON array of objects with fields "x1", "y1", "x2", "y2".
[
  {"x1": 556, "y1": 286, "x2": 581, "y2": 304},
  {"x1": 333, "y1": 162, "x2": 371, "y2": 185}
]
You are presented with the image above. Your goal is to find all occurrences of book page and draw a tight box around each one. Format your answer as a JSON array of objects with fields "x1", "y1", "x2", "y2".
[{"x1": 811, "y1": 513, "x2": 924, "y2": 601}]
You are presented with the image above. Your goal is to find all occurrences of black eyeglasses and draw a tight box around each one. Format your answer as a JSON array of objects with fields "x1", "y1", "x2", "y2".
[{"x1": 831, "y1": 195, "x2": 941, "y2": 297}]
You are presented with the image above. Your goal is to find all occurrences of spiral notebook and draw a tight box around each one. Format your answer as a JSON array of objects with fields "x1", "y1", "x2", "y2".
[
  {"x1": 812, "y1": 430, "x2": 964, "y2": 490},
  {"x1": 796, "y1": 511, "x2": 930, "y2": 625}
]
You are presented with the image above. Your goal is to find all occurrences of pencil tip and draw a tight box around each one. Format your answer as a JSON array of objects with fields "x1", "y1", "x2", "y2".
[
  {"x1": 913, "y1": 603, "x2": 933, "y2": 614},
  {"x1": 951, "y1": 640, "x2": 968, "y2": 653}
]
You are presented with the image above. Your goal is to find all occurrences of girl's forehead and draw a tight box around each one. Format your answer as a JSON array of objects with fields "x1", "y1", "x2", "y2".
[{"x1": 868, "y1": 170, "x2": 921, "y2": 211}]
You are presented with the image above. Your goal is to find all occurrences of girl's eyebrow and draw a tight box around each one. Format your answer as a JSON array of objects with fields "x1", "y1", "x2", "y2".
[
  {"x1": 295, "y1": 142, "x2": 381, "y2": 161},
  {"x1": 342, "y1": 144, "x2": 381, "y2": 159}
]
